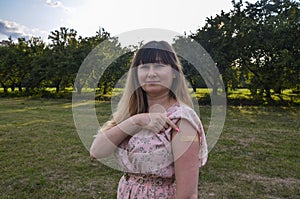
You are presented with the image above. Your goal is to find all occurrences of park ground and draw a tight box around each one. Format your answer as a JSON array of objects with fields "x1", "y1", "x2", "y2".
[{"x1": 0, "y1": 90, "x2": 299, "y2": 198}]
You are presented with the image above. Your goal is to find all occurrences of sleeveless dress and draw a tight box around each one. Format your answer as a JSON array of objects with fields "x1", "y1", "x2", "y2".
[{"x1": 115, "y1": 104, "x2": 208, "y2": 199}]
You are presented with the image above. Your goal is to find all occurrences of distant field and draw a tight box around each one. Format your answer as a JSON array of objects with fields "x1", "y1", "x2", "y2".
[
  {"x1": 1, "y1": 88, "x2": 299, "y2": 106},
  {"x1": 0, "y1": 98, "x2": 299, "y2": 198}
]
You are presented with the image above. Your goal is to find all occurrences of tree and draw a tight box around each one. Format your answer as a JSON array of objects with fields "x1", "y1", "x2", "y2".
[
  {"x1": 73, "y1": 27, "x2": 116, "y2": 95},
  {"x1": 0, "y1": 38, "x2": 14, "y2": 93},
  {"x1": 190, "y1": 0, "x2": 299, "y2": 98},
  {"x1": 233, "y1": 0, "x2": 300, "y2": 97},
  {"x1": 48, "y1": 27, "x2": 79, "y2": 93},
  {"x1": 190, "y1": 8, "x2": 240, "y2": 93}
]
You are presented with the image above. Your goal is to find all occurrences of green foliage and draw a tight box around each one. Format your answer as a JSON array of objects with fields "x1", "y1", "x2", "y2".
[
  {"x1": 0, "y1": 0, "x2": 299, "y2": 100},
  {"x1": 190, "y1": 0, "x2": 300, "y2": 97}
]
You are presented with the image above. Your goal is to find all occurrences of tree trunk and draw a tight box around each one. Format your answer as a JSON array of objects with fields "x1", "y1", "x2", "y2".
[
  {"x1": 17, "y1": 83, "x2": 22, "y2": 92},
  {"x1": 265, "y1": 88, "x2": 271, "y2": 98},
  {"x1": 188, "y1": 78, "x2": 197, "y2": 93},
  {"x1": 55, "y1": 80, "x2": 61, "y2": 93},
  {"x1": 10, "y1": 82, "x2": 15, "y2": 91},
  {"x1": 76, "y1": 85, "x2": 82, "y2": 94},
  {"x1": 103, "y1": 84, "x2": 107, "y2": 95},
  {"x1": 25, "y1": 86, "x2": 30, "y2": 94},
  {"x1": 192, "y1": 85, "x2": 197, "y2": 93},
  {"x1": 56, "y1": 84, "x2": 60, "y2": 93},
  {"x1": 212, "y1": 86, "x2": 218, "y2": 96},
  {"x1": 274, "y1": 87, "x2": 282, "y2": 94},
  {"x1": 0, "y1": 82, "x2": 7, "y2": 93}
]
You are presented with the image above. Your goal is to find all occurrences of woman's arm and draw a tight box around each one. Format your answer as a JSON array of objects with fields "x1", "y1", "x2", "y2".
[
  {"x1": 90, "y1": 113, "x2": 179, "y2": 159},
  {"x1": 90, "y1": 116, "x2": 141, "y2": 159},
  {"x1": 172, "y1": 119, "x2": 200, "y2": 199}
]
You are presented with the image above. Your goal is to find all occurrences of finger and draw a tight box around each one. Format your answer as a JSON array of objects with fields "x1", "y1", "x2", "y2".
[
  {"x1": 166, "y1": 117, "x2": 179, "y2": 132},
  {"x1": 160, "y1": 115, "x2": 170, "y2": 129},
  {"x1": 163, "y1": 123, "x2": 169, "y2": 129}
]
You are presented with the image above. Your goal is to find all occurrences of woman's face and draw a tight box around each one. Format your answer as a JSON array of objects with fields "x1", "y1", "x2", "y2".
[{"x1": 137, "y1": 63, "x2": 175, "y2": 96}]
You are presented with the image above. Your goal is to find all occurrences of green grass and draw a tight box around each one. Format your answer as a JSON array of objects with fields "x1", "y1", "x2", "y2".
[{"x1": 0, "y1": 98, "x2": 299, "y2": 198}]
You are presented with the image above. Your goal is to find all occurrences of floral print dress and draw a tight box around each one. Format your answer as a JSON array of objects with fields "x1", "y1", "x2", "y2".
[{"x1": 115, "y1": 104, "x2": 208, "y2": 199}]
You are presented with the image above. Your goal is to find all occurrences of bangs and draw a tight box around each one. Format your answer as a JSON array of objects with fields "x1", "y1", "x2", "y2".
[{"x1": 134, "y1": 48, "x2": 177, "y2": 66}]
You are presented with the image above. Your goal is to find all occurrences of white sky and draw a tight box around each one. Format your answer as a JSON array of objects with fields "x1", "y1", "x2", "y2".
[{"x1": 0, "y1": 0, "x2": 258, "y2": 41}]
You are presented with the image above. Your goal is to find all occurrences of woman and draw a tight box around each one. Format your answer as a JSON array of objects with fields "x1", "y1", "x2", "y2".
[{"x1": 90, "y1": 41, "x2": 207, "y2": 198}]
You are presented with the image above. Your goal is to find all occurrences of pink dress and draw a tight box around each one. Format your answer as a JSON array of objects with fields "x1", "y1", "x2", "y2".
[{"x1": 115, "y1": 104, "x2": 208, "y2": 199}]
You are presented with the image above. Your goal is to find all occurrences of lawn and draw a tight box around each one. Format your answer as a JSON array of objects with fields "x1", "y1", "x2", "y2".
[{"x1": 0, "y1": 98, "x2": 299, "y2": 198}]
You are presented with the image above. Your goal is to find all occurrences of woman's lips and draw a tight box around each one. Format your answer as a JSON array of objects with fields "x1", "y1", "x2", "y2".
[{"x1": 144, "y1": 81, "x2": 160, "y2": 84}]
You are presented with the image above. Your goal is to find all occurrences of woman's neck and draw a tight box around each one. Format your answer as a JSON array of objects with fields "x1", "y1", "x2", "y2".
[{"x1": 147, "y1": 92, "x2": 176, "y2": 110}]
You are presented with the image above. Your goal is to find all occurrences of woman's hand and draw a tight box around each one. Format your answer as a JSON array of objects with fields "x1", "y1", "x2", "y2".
[{"x1": 132, "y1": 113, "x2": 179, "y2": 133}]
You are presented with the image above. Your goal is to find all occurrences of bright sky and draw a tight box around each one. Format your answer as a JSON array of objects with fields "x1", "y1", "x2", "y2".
[{"x1": 0, "y1": 0, "x2": 258, "y2": 42}]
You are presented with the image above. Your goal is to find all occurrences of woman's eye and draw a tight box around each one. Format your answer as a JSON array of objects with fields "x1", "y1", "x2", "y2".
[
  {"x1": 139, "y1": 65, "x2": 149, "y2": 69},
  {"x1": 155, "y1": 64, "x2": 165, "y2": 68},
  {"x1": 138, "y1": 63, "x2": 166, "y2": 70}
]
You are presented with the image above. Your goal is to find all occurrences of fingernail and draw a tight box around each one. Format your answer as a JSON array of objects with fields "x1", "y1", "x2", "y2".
[{"x1": 175, "y1": 127, "x2": 179, "y2": 132}]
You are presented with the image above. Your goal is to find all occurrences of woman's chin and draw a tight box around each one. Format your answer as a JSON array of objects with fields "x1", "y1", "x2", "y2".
[{"x1": 143, "y1": 86, "x2": 170, "y2": 95}]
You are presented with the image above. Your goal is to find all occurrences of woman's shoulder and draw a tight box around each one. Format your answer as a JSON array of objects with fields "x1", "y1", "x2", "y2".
[
  {"x1": 168, "y1": 103, "x2": 199, "y2": 118},
  {"x1": 167, "y1": 103, "x2": 202, "y2": 129}
]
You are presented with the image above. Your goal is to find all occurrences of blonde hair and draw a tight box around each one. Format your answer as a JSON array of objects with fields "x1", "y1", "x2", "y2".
[{"x1": 101, "y1": 41, "x2": 193, "y2": 131}]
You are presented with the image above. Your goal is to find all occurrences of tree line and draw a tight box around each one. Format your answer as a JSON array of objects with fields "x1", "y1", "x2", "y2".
[{"x1": 0, "y1": 0, "x2": 299, "y2": 99}]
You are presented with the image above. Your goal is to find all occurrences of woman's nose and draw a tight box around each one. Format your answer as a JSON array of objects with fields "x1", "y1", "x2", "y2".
[{"x1": 147, "y1": 66, "x2": 157, "y2": 77}]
